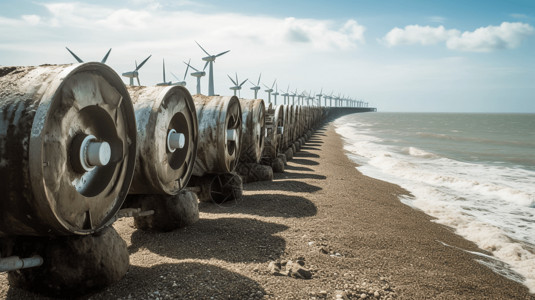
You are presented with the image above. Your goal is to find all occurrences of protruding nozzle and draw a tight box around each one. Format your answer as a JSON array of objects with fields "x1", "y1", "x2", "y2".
[
  {"x1": 167, "y1": 129, "x2": 186, "y2": 152},
  {"x1": 79, "y1": 135, "x2": 111, "y2": 171},
  {"x1": 227, "y1": 129, "x2": 237, "y2": 142}
]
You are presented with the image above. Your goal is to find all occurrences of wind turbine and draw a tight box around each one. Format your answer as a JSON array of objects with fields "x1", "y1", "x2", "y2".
[
  {"x1": 316, "y1": 88, "x2": 323, "y2": 107},
  {"x1": 227, "y1": 73, "x2": 248, "y2": 97},
  {"x1": 297, "y1": 91, "x2": 306, "y2": 106},
  {"x1": 272, "y1": 84, "x2": 279, "y2": 106},
  {"x1": 169, "y1": 59, "x2": 190, "y2": 86},
  {"x1": 290, "y1": 89, "x2": 297, "y2": 105},
  {"x1": 122, "y1": 55, "x2": 152, "y2": 86},
  {"x1": 195, "y1": 41, "x2": 230, "y2": 96},
  {"x1": 156, "y1": 59, "x2": 172, "y2": 86},
  {"x1": 65, "y1": 47, "x2": 112, "y2": 64},
  {"x1": 184, "y1": 60, "x2": 206, "y2": 95},
  {"x1": 262, "y1": 79, "x2": 277, "y2": 104},
  {"x1": 248, "y1": 73, "x2": 262, "y2": 99},
  {"x1": 281, "y1": 85, "x2": 290, "y2": 105}
]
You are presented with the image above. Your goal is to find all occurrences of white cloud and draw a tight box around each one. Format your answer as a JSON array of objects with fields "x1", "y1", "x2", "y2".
[
  {"x1": 382, "y1": 25, "x2": 459, "y2": 46},
  {"x1": 22, "y1": 15, "x2": 41, "y2": 25},
  {"x1": 283, "y1": 18, "x2": 365, "y2": 50},
  {"x1": 447, "y1": 22, "x2": 535, "y2": 52},
  {"x1": 382, "y1": 22, "x2": 534, "y2": 52}
]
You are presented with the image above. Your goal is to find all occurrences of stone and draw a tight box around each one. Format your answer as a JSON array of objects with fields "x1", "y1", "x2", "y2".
[
  {"x1": 285, "y1": 260, "x2": 312, "y2": 279},
  {"x1": 277, "y1": 153, "x2": 288, "y2": 166},
  {"x1": 236, "y1": 163, "x2": 273, "y2": 183},
  {"x1": 129, "y1": 190, "x2": 199, "y2": 232},
  {"x1": 8, "y1": 227, "x2": 129, "y2": 297},
  {"x1": 271, "y1": 157, "x2": 285, "y2": 173}
]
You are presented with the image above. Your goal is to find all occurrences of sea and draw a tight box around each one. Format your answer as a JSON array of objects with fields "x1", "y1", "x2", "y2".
[{"x1": 334, "y1": 112, "x2": 535, "y2": 292}]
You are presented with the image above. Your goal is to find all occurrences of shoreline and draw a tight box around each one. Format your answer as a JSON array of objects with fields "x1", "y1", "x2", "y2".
[{"x1": 1, "y1": 116, "x2": 533, "y2": 299}]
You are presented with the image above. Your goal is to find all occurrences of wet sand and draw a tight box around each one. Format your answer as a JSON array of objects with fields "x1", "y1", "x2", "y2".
[{"x1": 1, "y1": 117, "x2": 533, "y2": 299}]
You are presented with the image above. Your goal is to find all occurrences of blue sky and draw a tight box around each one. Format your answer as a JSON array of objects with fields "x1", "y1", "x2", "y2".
[{"x1": 1, "y1": 0, "x2": 534, "y2": 112}]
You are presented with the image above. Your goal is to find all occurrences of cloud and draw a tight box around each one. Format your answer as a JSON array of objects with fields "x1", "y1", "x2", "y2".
[
  {"x1": 382, "y1": 22, "x2": 534, "y2": 52},
  {"x1": 22, "y1": 15, "x2": 41, "y2": 25},
  {"x1": 447, "y1": 22, "x2": 535, "y2": 52},
  {"x1": 282, "y1": 18, "x2": 365, "y2": 50},
  {"x1": 382, "y1": 25, "x2": 459, "y2": 46}
]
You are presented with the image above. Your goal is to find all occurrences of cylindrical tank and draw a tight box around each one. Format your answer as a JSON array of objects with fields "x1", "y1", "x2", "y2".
[
  {"x1": 192, "y1": 95, "x2": 242, "y2": 176},
  {"x1": 127, "y1": 86, "x2": 198, "y2": 195},
  {"x1": 238, "y1": 99, "x2": 265, "y2": 164},
  {"x1": 0, "y1": 63, "x2": 137, "y2": 236}
]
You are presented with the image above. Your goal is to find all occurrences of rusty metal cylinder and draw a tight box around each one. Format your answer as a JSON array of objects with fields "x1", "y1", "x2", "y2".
[
  {"x1": 192, "y1": 95, "x2": 242, "y2": 176},
  {"x1": 0, "y1": 63, "x2": 137, "y2": 236},
  {"x1": 127, "y1": 86, "x2": 198, "y2": 195},
  {"x1": 238, "y1": 99, "x2": 265, "y2": 164}
]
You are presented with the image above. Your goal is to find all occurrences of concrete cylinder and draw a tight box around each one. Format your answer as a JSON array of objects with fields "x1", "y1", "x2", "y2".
[
  {"x1": 238, "y1": 98, "x2": 265, "y2": 164},
  {"x1": 127, "y1": 86, "x2": 198, "y2": 195},
  {"x1": 0, "y1": 63, "x2": 137, "y2": 236},
  {"x1": 192, "y1": 95, "x2": 242, "y2": 176}
]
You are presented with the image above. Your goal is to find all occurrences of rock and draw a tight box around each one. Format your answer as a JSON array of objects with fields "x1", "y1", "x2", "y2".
[
  {"x1": 360, "y1": 293, "x2": 367, "y2": 299},
  {"x1": 319, "y1": 290, "x2": 328, "y2": 296},
  {"x1": 277, "y1": 153, "x2": 288, "y2": 166},
  {"x1": 285, "y1": 260, "x2": 312, "y2": 279},
  {"x1": 284, "y1": 148, "x2": 294, "y2": 160},
  {"x1": 129, "y1": 190, "x2": 200, "y2": 232},
  {"x1": 236, "y1": 163, "x2": 274, "y2": 183},
  {"x1": 267, "y1": 261, "x2": 284, "y2": 276},
  {"x1": 271, "y1": 157, "x2": 285, "y2": 173},
  {"x1": 8, "y1": 227, "x2": 129, "y2": 297}
]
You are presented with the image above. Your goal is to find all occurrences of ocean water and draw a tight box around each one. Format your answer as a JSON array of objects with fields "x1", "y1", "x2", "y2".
[{"x1": 334, "y1": 112, "x2": 535, "y2": 292}]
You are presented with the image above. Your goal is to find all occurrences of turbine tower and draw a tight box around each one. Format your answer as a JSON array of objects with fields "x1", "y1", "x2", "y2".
[
  {"x1": 281, "y1": 85, "x2": 290, "y2": 105},
  {"x1": 316, "y1": 88, "x2": 323, "y2": 107},
  {"x1": 249, "y1": 73, "x2": 262, "y2": 99},
  {"x1": 262, "y1": 79, "x2": 276, "y2": 104},
  {"x1": 184, "y1": 60, "x2": 206, "y2": 95},
  {"x1": 195, "y1": 41, "x2": 230, "y2": 96},
  {"x1": 290, "y1": 89, "x2": 297, "y2": 105},
  {"x1": 272, "y1": 84, "x2": 279, "y2": 106},
  {"x1": 65, "y1": 47, "x2": 112, "y2": 64},
  {"x1": 122, "y1": 54, "x2": 152, "y2": 86},
  {"x1": 227, "y1": 73, "x2": 248, "y2": 97},
  {"x1": 297, "y1": 91, "x2": 306, "y2": 106}
]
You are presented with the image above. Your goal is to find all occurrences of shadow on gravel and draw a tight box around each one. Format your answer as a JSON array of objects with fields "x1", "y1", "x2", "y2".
[
  {"x1": 275, "y1": 172, "x2": 326, "y2": 180},
  {"x1": 299, "y1": 146, "x2": 320, "y2": 151},
  {"x1": 85, "y1": 262, "x2": 265, "y2": 300},
  {"x1": 293, "y1": 152, "x2": 320, "y2": 158},
  {"x1": 289, "y1": 158, "x2": 319, "y2": 166},
  {"x1": 284, "y1": 164, "x2": 314, "y2": 172},
  {"x1": 200, "y1": 193, "x2": 317, "y2": 218},
  {"x1": 128, "y1": 218, "x2": 287, "y2": 263}
]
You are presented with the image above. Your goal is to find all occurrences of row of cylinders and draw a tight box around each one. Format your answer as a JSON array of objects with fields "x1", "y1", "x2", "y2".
[{"x1": 0, "y1": 62, "x2": 327, "y2": 238}]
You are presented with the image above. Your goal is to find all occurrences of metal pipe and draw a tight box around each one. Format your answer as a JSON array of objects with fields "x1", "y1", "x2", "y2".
[{"x1": 0, "y1": 256, "x2": 43, "y2": 272}]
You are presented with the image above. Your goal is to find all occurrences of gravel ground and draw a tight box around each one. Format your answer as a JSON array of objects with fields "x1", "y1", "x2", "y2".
[{"x1": 1, "y1": 118, "x2": 533, "y2": 299}]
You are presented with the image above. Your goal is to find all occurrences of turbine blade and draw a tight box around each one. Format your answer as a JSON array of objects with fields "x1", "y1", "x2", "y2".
[
  {"x1": 183, "y1": 59, "x2": 191, "y2": 80},
  {"x1": 257, "y1": 73, "x2": 261, "y2": 86},
  {"x1": 184, "y1": 61, "x2": 199, "y2": 72},
  {"x1": 65, "y1": 47, "x2": 83, "y2": 63},
  {"x1": 271, "y1": 79, "x2": 276, "y2": 89},
  {"x1": 248, "y1": 79, "x2": 256, "y2": 86},
  {"x1": 203, "y1": 61, "x2": 209, "y2": 71},
  {"x1": 239, "y1": 79, "x2": 248, "y2": 87},
  {"x1": 262, "y1": 83, "x2": 270, "y2": 89},
  {"x1": 195, "y1": 40, "x2": 211, "y2": 56},
  {"x1": 235, "y1": 73, "x2": 239, "y2": 85},
  {"x1": 227, "y1": 74, "x2": 237, "y2": 85},
  {"x1": 215, "y1": 50, "x2": 230, "y2": 57},
  {"x1": 136, "y1": 55, "x2": 152, "y2": 71},
  {"x1": 162, "y1": 59, "x2": 166, "y2": 82},
  {"x1": 101, "y1": 48, "x2": 112, "y2": 64},
  {"x1": 171, "y1": 72, "x2": 180, "y2": 81},
  {"x1": 137, "y1": 76, "x2": 141, "y2": 86}
]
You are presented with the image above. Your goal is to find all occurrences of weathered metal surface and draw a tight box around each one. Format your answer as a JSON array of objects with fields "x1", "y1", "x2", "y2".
[
  {"x1": 192, "y1": 95, "x2": 242, "y2": 176},
  {"x1": 238, "y1": 98, "x2": 265, "y2": 164},
  {"x1": 189, "y1": 173, "x2": 242, "y2": 203},
  {"x1": 0, "y1": 63, "x2": 136, "y2": 236},
  {"x1": 261, "y1": 104, "x2": 283, "y2": 160},
  {"x1": 127, "y1": 85, "x2": 198, "y2": 195}
]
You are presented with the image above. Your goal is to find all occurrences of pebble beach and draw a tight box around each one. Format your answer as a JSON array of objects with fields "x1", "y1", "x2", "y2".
[{"x1": 1, "y1": 116, "x2": 533, "y2": 299}]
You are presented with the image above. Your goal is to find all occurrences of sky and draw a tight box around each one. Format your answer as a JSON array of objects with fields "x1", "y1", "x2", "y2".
[{"x1": 1, "y1": 0, "x2": 534, "y2": 112}]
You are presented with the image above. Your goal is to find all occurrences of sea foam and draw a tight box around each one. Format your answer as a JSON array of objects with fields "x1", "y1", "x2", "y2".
[{"x1": 335, "y1": 115, "x2": 535, "y2": 293}]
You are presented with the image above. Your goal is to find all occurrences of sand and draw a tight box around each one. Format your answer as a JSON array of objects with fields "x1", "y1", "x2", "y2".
[{"x1": 1, "y1": 117, "x2": 533, "y2": 299}]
